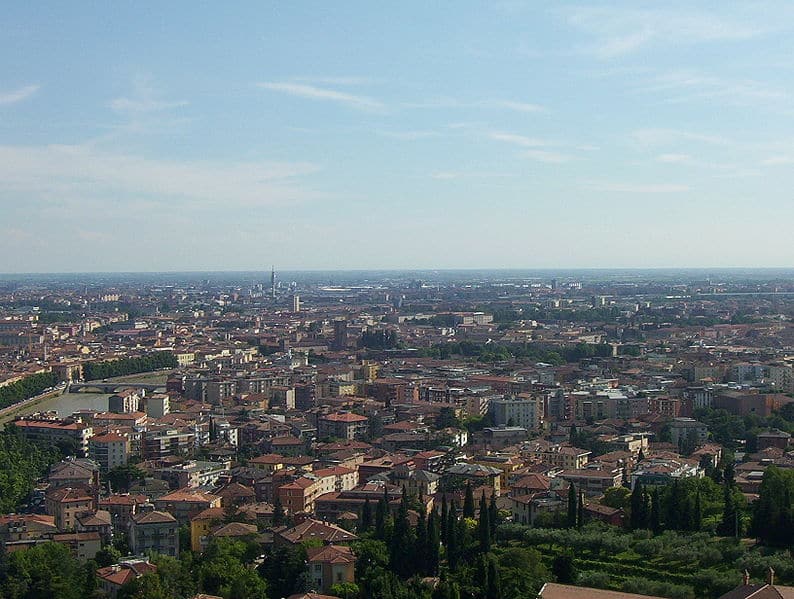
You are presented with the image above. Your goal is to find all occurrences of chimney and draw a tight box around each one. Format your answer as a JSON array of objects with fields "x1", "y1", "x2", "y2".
[
  {"x1": 767, "y1": 567, "x2": 775, "y2": 586},
  {"x1": 742, "y1": 570, "x2": 750, "y2": 585}
]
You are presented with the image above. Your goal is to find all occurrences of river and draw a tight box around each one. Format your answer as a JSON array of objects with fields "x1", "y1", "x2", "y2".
[{"x1": 11, "y1": 371, "x2": 172, "y2": 419}]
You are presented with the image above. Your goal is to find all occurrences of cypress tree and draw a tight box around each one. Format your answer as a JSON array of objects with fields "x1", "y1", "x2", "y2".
[
  {"x1": 375, "y1": 497, "x2": 387, "y2": 540},
  {"x1": 441, "y1": 495, "x2": 449, "y2": 545},
  {"x1": 361, "y1": 497, "x2": 372, "y2": 533},
  {"x1": 719, "y1": 482, "x2": 735, "y2": 537},
  {"x1": 486, "y1": 554, "x2": 501, "y2": 599},
  {"x1": 569, "y1": 423, "x2": 577, "y2": 445},
  {"x1": 415, "y1": 508, "x2": 428, "y2": 574},
  {"x1": 630, "y1": 481, "x2": 644, "y2": 530},
  {"x1": 651, "y1": 487, "x2": 661, "y2": 535},
  {"x1": 391, "y1": 488, "x2": 412, "y2": 577},
  {"x1": 567, "y1": 484, "x2": 577, "y2": 528},
  {"x1": 273, "y1": 492, "x2": 285, "y2": 526},
  {"x1": 488, "y1": 490, "x2": 499, "y2": 533},
  {"x1": 641, "y1": 488, "x2": 650, "y2": 529},
  {"x1": 667, "y1": 480, "x2": 681, "y2": 531},
  {"x1": 463, "y1": 482, "x2": 475, "y2": 519},
  {"x1": 427, "y1": 507, "x2": 440, "y2": 575},
  {"x1": 447, "y1": 504, "x2": 459, "y2": 572},
  {"x1": 693, "y1": 491, "x2": 703, "y2": 532},
  {"x1": 476, "y1": 554, "x2": 489, "y2": 598},
  {"x1": 478, "y1": 491, "x2": 491, "y2": 553}
]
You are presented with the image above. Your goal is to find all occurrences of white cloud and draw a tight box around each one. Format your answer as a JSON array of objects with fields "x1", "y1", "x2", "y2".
[
  {"x1": 761, "y1": 155, "x2": 794, "y2": 165},
  {"x1": 431, "y1": 172, "x2": 459, "y2": 180},
  {"x1": 431, "y1": 171, "x2": 515, "y2": 180},
  {"x1": 292, "y1": 76, "x2": 375, "y2": 86},
  {"x1": 523, "y1": 149, "x2": 571, "y2": 163},
  {"x1": 488, "y1": 130, "x2": 575, "y2": 161},
  {"x1": 0, "y1": 144, "x2": 321, "y2": 209},
  {"x1": 565, "y1": 7, "x2": 766, "y2": 59},
  {"x1": 110, "y1": 75, "x2": 187, "y2": 114},
  {"x1": 258, "y1": 81, "x2": 384, "y2": 111},
  {"x1": 489, "y1": 100, "x2": 545, "y2": 113},
  {"x1": 402, "y1": 97, "x2": 545, "y2": 113},
  {"x1": 376, "y1": 130, "x2": 439, "y2": 141},
  {"x1": 657, "y1": 153, "x2": 692, "y2": 163},
  {"x1": 630, "y1": 128, "x2": 730, "y2": 147},
  {"x1": 636, "y1": 69, "x2": 786, "y2": 106},
  {"x1": 588, "y1": 182, "x2": 690, "y2": 193},
  {"x1": 488, "y1": 131, "x2": 547, "y2": 147},
  {"x1": 0, "y1": 84, "x2": 40, "y2": 105}
]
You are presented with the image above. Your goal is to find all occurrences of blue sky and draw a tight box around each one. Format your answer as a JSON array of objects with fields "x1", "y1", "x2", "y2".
[{"x1": 1, "y1": 2, "x2": 793, "y2": 272}]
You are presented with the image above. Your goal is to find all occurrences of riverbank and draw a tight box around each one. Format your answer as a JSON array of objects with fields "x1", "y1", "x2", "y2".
[
  {"x1": 0, "y1": 388, "x2": 64, "y2": 425},
  {"x1": 0, "y1": 369, "x2": 176, "y2": 424}
]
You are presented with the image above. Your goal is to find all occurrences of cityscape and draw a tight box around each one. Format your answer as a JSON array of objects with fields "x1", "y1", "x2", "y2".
[
  {"x1": 0, "y1": 268, "x2": 793, "y2": 598},
  {"x1": 3, "y1": 3, "x2": 794, "y2": 599}
]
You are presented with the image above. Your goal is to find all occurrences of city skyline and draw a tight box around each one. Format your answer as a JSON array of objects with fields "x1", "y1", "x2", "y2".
[{"x1": 2, "y1": 3, "x2": 794, "y2": 272}]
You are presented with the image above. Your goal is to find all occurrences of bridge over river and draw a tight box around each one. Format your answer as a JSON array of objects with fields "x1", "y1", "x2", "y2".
[{"x1": 67, "y1": 382, "x2": 167, "y2": 393}]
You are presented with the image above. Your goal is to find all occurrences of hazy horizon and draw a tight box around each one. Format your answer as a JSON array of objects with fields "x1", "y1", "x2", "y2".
[{"x1": 2, "y1": 3, "x2": 794, "y2": 271}]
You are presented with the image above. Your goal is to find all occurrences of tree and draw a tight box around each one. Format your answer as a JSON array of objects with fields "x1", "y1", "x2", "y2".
[
  {"x1": 436, "y1": 407, "x2": 461, "y2": 430},
  {"x1": 375, "y1": 496, "x2": 388, "y2": 540},
  {"x1": 361, "y1": 497, "x2": 372, "y2": 533},
  {"x1": 95, "y1": 545, "x2": 122, "y2": 568},
  {"x1": 692, "y1": 491, "x2": 703, "y2": 532},
  {"x1": 0, "y1": 542, "x2": 89, "y2": 599},
  {"x1": 650, "y1": 488, "x2": 661, "y2": 535},
  {"x1": 272, "y1": 493, "x2": 285, "y2": 526},
  {"x1": 577, "y1": 490, "x2": 585, "y2": 530},
  {"x1": 107, "y1": 464, "x2": 146, "y2": 493},
  {"x1": 228, "y1": 570, "x2": 268, "y2": 599},
  {"x1": 258, "y1": 544, "x2": 308, "y2": 599},
  {"x1": 463, "y1": 482, "x2": 475, "y2": 519},
  {"x1": 567, "y1": 484, "x2": 577, "y2": 529},
  {"x1": 486, "y1": 554, "x2": 501, "y2": 599},
  {"x1": 602, "y1": 486, "x2": 631, "y2": 510},
  {"x1": 488, "y1": 491, "x2": 499, "y2": 533},
  {"x1": 478, "y1": 491, "x2": 491, "y2": 553},
  {"x1": 569, "y1": 423, "x2": 578, "y2": 445},
  {"x1": 447, "y1": 501, "x2": 460, "y2": 571},
  {"x1": 426, "y1": 507, "x2": 440, "y2": 576},
  {"x1": 330, "y1": 582, "x2": 360, "y2": 599},
  {"x1": 415, "y1": 509, "x2": 427, "y2": 574},
  {"x1": 552, "y1": 554, "x2": 576, "y2": 584},
  {"x1": 719, "y1": 482, "x2": 736, "y2": 537},
  {"x1": 440, "y1": 495, "x2": 448, "y2": 545},
  {"x1": 389, "y1": 488, "x2": 413, "y2": 578},
  {"x1": 630, "y1": 481, "x2": 647, "y2": 530},
  {"x1": 118, "y1": 572, "x2": 167, "y2": 599}
]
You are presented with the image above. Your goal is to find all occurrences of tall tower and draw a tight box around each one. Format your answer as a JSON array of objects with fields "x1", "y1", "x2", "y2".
[{"x1": 271, "y1": 266, "x2": 276, "y2": 301}]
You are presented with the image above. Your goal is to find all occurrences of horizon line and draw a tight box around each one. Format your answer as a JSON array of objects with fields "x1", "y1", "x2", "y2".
[{"x1": 2, "y1": 266, "x2": 794, "y2": 277}]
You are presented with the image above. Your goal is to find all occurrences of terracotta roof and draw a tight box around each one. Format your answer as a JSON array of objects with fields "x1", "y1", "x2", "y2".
[
  {"x1": 306, "y1": 544, "x2": 355, "y2": 565},
  {"x1": 210, "y1": 522, "x2": 258, "y2": 537},
  {"x1": 46, "y1": 486, "x2": 93, "y2": 503},
  {"x1": 539, "y1": 582, "x2": 667, "y2": 599},
  {"x1": 191, "y1": 507, "x2": 226, "y2": 522},
  {"x1": 321, "y1": 412, "x2": 368, "y2": 423},
  {"x1": 250, "y1": 454, "x2": 285, "y2": 464},
  {"x1": 133, "y1": 510, "x2": 177, "y2": 525},
  {"x1": 100, "y1": 494, "x2": 149, "y2": 506},
  {"x1": 277, "y1": 518, "x2": 357, "y2": 545},
  {"x1": 156, "y1": 488, "x2": 220, "y2": 503},
  {"x1": 718, "y1": 584, "x2": 794, "y2": 599},
  {"x1": 90, "y1": 433, "x2": 127, "y2": 443},
  {"x1": 96, "y1": 560, "x2": 157, "y2": 587}
]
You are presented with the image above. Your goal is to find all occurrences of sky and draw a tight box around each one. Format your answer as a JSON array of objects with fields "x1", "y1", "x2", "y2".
[{"x1": 1, "y1": 2, "x2": 794, "y2": 272}]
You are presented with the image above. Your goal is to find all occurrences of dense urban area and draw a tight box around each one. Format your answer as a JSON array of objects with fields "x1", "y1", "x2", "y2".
[{"x1": 1, "y1": 269, "x2": 794, "y2": 599}]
